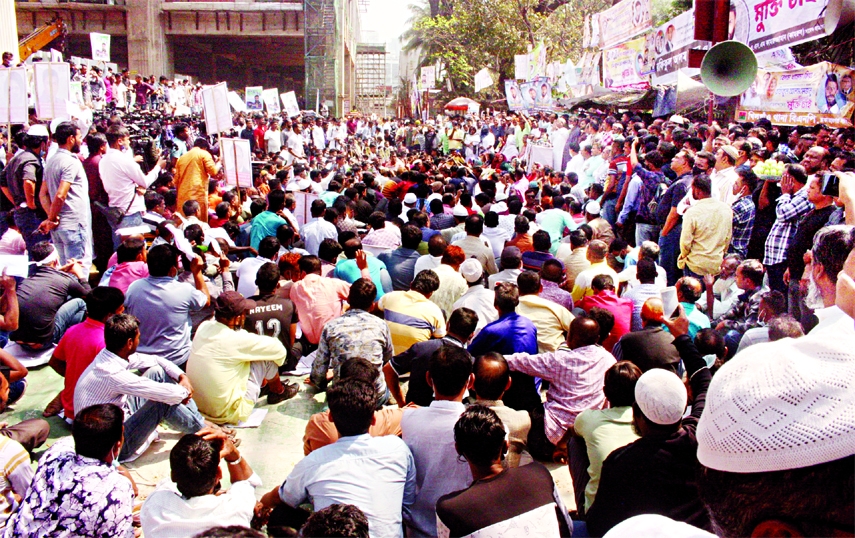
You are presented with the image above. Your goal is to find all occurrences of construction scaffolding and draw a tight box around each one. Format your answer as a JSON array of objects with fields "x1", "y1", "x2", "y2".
[
  {"x1": 304, "y1": 0, "x2": 337, "y2": 114},
  {"x1": 355, "y1": 43, "x2": 387, "y2": 115}
]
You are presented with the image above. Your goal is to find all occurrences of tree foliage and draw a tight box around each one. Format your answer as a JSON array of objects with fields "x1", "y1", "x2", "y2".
[{"x1": 404, "y1": 0, "x2": 613, "y2": 102}]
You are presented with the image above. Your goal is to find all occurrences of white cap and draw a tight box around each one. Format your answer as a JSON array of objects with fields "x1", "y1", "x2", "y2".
[
  {"x1": 452, "y1": 205, "x2": 469, "y2": 217},
  {"x1": 427, "y1": 193, "x2": 442, "y2": 203},
  {"x1": 586, "y1": 201, "x2": 601, "y2": 215},
  {"x1": 49, "y1": 117, "x2": 68, "y2": 134},
  {"x1": 460, "y1": 259, "x2": 483, "y2": 283},
  {"x1": 495, "y1": 192, "x2": 509, "y2": 202},
  {"x1": 491, "y1": 202, "x2": 508, "y2": 214},
  {"x1": 286, "y1": 178, "x2": 312, "y2": 192},
  {"x1": 403, "y1": 193, "x2": 418, "y2": 205},
  {"x1": 26, "y1": 124, "x2": 49, "y2": 138},
  {"x1": 635, "y1": 369, "x2": 687, "y2": 426},
  {"x1": 697, "y1": 334, "x2": 855, "y2": 473}
]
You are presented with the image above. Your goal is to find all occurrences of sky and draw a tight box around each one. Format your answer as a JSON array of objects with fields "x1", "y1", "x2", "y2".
[{"x1": 360, "y1": 0, "x2": 412, "y2": 45}]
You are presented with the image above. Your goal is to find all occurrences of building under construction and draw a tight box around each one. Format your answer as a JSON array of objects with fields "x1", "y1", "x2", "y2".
[
  {"x1": 355, "y1": 42, "x2": 386, "y2": 115},
  {"x1": 13, "y1": 0, "x2": 360, "y2": 115}
]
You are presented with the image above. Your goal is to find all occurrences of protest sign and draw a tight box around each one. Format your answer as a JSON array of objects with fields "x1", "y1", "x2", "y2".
[
  {"x1": 90, "y1": 33, "x2": 111, "y2": 62},
  {"x1": 220, "y1": 138, "x2": 253, "y2": 188},
  {"x1": 245, "y1": 86, "x2": 263, "y2": 111},
  {"x1": 597, "y1": 0, "x2": 652, "y2": 49},
  {"x1": 514, "y1": 54, "x2": 530, "y2": 81},
  {"x1": 519, "y1": 80, "x2": 538, "y2": 110},
  {"x1": 262, "y1": 88, "x2": 280, "y2": 114},
  {"x1": 603, "y1": 36, "x2": 651, "y2": 91},
  {"x1": 280, "y1": 91, "x2": 300, "y2": 117},
  {"x1": 420, "y1": 66, "x2": 436, "y2": 89},
  {"x1": 0, "y1": 67, "x2": 29, "y2": 124},
  {"x1": 33, "y1": 62, "x2": 71, "y2": 120},
  {"x1": 474, "y1": 69, "x2": 493, "y2": 92},
  {"x1": 50, "y1": 49, "x2": 62, "y2": 62},
  {"x1": 533, "y1": 77, "x2": 553, "y2": 108},
  {"x1": 649, "y1": 9, "x2": 708, "y2": 85},
  {"x1": 227, "y1": 91, "x2": 246, "y2": 113},
  {"x1": 737, "y1": 62, "x2": 855, "y2": 128},
  {"x1": 505, "y1": 80, "x2": 525, "y2": 111},
  {"x1": 201, "y1": 83, "x2": 232, "y2": 134}
]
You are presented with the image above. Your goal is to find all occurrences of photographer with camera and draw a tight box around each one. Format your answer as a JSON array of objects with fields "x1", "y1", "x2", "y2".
[{"x1": 99, "y1": 124, "x2": 167, "y2": 248}]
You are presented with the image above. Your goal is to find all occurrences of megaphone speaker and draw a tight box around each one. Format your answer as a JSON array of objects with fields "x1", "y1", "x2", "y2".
[{"x1": 700, "y1": 40, "x2": 758, "y2": 97}]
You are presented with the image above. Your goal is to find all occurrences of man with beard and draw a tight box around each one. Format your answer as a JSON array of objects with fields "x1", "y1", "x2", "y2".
[
  {"x1": 783, "y1": 176, "x2": 836, "y2": 325},
  {"x1": 37, "y1": 122, "x2": 94, "y2": 278},
  {"x1": 804, "y1": 226, "x2": 855, "y2": 335}
]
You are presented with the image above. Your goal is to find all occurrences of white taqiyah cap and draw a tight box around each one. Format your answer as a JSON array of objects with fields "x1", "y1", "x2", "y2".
[
  {"x1": 635, "y1": 369, "x2": 687, "y2": 426},
  {"x1": 494, "y1": 192, "x2": 509, "y2": 202},
  {"x1": 452, "y1": 205, "x2": 469, "y2": 217},
  {"x1": 460, "y1": 258, "x2": 483, "y2": 283},
  {"x1": 697, "y1": 334, "x2": 855, "y2": 473},
  {"x1": 26, "y1": 124, "x2": 49, "y2": 138},
  {"x1": 403, "y1": 193, "x2": 418, "y2": 205},
  {"x1": 586, "y1": 201, "x2": 601, "y2": 215},
  {"x1": 50, "y1": 117, "x2": 68, "y2": 134}
]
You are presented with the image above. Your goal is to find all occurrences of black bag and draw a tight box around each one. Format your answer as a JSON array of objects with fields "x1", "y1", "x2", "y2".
[{"x1": 94, "y1": 193, "x2": 135, "y2": 224}]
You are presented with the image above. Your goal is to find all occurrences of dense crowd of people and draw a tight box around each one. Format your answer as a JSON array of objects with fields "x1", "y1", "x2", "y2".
[{"x1": 0, "y1": 65, "x2": 853, "y2": 537}]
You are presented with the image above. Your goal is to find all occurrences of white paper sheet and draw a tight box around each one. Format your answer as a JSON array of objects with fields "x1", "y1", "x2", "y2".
[
  {"x1": 0, "y1": 255, "x2": 29, "y2": 278},
  {"x1": 220, "y1": 138, "x2": 253, "y2": 188},
  {"x1": 201, "y1": 83, "x2": 231, "y2": 135},
  {"x1": 0, "y1": 67, "x2": 30, "y2": 124},
  {"x1": 229, "y1": 408, "x2": 268, "y2": 428}
]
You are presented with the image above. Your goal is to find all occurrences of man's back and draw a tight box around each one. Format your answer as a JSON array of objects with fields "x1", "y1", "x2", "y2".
[
  {"x1": 290, "y1": 273, "x2": 350, "y2": 345},
  {"x1": 378, "y1": 248, "x2": 421, "y2": 291},
  {"x1": 378, "y1": 290, "x2": 446, "y2": 355},
  {"x1": 12, "y1": 267, "x2": 89, "y2": 345},
  {"x1": 680, "y1": 198, "x2": 732, "y2": 275},
  {"x1": 7, "y1": 437, "x2": 134, "y2": 538},
  {"x1": 0, "y1": 436, "x2": 35, "y2": 530},
  {"x1": 279, "y1": 434, "x2": 415, "y2": 538},
  {"x1": 615, "y1": 326, "x2": 681, "y2": 373},
  {"x1": 402, "y1": 402, "x2": 472, "y2": 538},
  {"x1": 517, "y1": 294, "x2": 574, "y2": 353},
  {"x1": 245, "y1": 293, "x2": 297, "y2": 352},
  {"x1": 125, "y1": 276, "x2": 207, "y2": 365},
  {"x1": 54, "y1": 318, "x2": 106, "y2": 419}
]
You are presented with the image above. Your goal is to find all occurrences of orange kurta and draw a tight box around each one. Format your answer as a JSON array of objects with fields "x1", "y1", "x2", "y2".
[{"x1": 175, "y1": 147, "x2": 219, "y2": 222}]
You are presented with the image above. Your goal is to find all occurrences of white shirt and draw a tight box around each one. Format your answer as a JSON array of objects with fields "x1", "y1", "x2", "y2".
[
  {"x1": 414, "y1": 254, "x2": 442, "y2": 276},
  {"x1": 301, "y1": 218, "x2": 339, "y2": 256},
  {"x1": 564, "y1": 153, "x2": 584, "y2": 175},
  {"x1": 99, "y1": 147, "x2": 161, "y2": 214},
  {"x1": 810, "y1": 305, "x2": 854, "y2": 335},
  {"x1": 278, "y1": 434, "x2": 416, "y2": 538},
  {"x1": 402, "y1": 401, "x2": 473, "y2": 538},
  {"x1": 141, "y1": 476, "x2": 260, "y2": 537},
  {"x1": 488, "y1": 268, "x2": 522, "y2": 289},
  {"x1": 617, "y1": 264, "x2": 667, "y2": 292},
  {"x1": 482, "y1": 227, "x2": 511, "y2": 260},
  {"x1": 235, "y1": 256, "x2": 276, "y2": 298},
  {"x1": 453, "y1": 285, "x2": 497, "y2": 337},
  {"x1": 264, "y1": 129, "x2": 282, "y2": 154}
]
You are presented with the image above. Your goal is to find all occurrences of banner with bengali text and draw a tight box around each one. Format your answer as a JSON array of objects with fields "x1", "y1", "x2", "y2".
[
  {"x1": 737, "y1": 62, "x2": 855, "y2": 127},
  {"x1": 597, "y1": 0, "x2": 652, "y2": 49},
  {"x1": 648, "y1": 9, "x2": 708, "y2": 86},
  {"x1": 730, "y1": 0, "x2": 836, "y2": 54},
  {"x1": 602, "y1": 36, "x2": 651, "y2": 92}
]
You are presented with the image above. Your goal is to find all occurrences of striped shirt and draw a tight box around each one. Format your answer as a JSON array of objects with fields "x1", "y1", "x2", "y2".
[
  {"x1": 763, "y1": 185, "x2": 813, "y2": 266},
  {"x1": 378, "y1": 290, "x2": 446, "y2": 355},
  {"x1": 0, "y1": 437, "x2": 34, "y2": 530},
  {"x1": 74, "y1": 349, "x2": 188, "y2": 420}
]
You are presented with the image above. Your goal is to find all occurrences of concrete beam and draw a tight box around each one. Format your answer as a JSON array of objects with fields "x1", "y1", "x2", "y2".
[
  {"x1": 161, "y1": 2, "x2": 302, "y2": 12},
  {"x1": 15, "y1": 2, "x2": 126, "y2": 11}
]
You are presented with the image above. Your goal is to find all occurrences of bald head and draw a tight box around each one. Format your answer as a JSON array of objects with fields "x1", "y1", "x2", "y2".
[
  {"x1": 587, "y1": 240, "x2": 608, "y2": 262},
  {"x1": 568, "y1": 317, "x2": 601, "y2": 349},
  {"x1": 473, "y1": 352, "x2": 511, "y2": 400},
  {"x1": 427, "y1": 234, "x2": 448, "y2": 257},
  {"x1": 640, "y1": 297, "x2": 665, "y2": 326}
]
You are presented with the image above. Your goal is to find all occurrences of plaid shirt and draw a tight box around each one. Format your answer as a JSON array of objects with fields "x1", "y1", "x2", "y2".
[
  {"x1": 729, "y1": 195, "x2": 756, "y2": 257},
  {"x1": 634, "y1": 165, "x2": 669, "y2": 224},
  {"x1": 763, "y1": 186, "x2": 813, "y2": 265},
  {"x1": 720, "y1": 286, "x2": 766, "y2": 334}
]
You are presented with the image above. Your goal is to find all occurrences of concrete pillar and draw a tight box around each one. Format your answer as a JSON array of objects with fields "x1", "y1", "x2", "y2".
[
  {"x1": 126, "y1": 0, "x2": 167, "y2": 76},
  {"x1": 0, "y1": 0, "x2": 19, "y2": 64}
]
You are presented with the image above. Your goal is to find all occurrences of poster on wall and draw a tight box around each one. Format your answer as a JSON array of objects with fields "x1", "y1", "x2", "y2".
[
  {"x1": 262, "y1": 88, "x2": 280, "y2": 114},
  {"x1": 505, "y1": 80, "x2": 525, "y2": 111},
  {"x1": 420, "y1": 66, "x2": 436, "y2": 89},
  {"x1": 89, "y1": 33, "x2": 111, "y2": 62},
  {"x1": 648, "y1": 9, "x2": 708, "y2": 85},
  {"x1": 245, "y1": 86, "x2": 263, "y2": 111},
  {"x1": 596, "y1": 0, "x2": 652, "y2": 49},
  {"x1": 602, "y1": 35, "x2": 651, "y2": 91},
  {"x1": 737, "y1": 62, "x2": 855, "y2": 127},
  {"x1": 730, "y1": 0, "x2": 837, "y2": 53}
]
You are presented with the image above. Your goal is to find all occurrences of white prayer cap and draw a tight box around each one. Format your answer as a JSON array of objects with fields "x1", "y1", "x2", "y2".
[
  {"x1": 26, "y1": 124, "x2": 49, "y2": 138},
  {"x1": 403, "y1": 193, "x2": 418, "y2": 205},
  {"x1": 452, "y1": 205, "x2": 469, "y2": 217},
  {"x1": 494, "y1": 192, "x2": 509, "y2": 202},
  {"x1": 697, "y1": 335, "x2": 855, "y2": 473},
  {"x1": 635, "y1": 369, "x2": 687, "y2": 426},
  {"x1": 50, "y1": 117, "x2": 68, "y2": 134},
  {"x1": 586, "y1": 201, "x2": 601, "y2": 215},
  {"x1": 460, "y1": 259, "x2": 483, "y2": 283}
]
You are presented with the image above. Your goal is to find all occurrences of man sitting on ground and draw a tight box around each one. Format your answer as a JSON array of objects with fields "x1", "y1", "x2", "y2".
[
  {"x1": 377, "y1": 270, "x2": 446, "y2": 355},
  {"x1": 577, "y1": 274, "x2": 632, "y2": 351},
  {"x1": 245, "y1": 263, "x2": 298, "y2": 371},
  {"x1": 612, "y1": 298, "x2": 682, "y2": 373},
  {"x1": 187, "y1": 291, "x2": 298, "y2": 425},
  {"x1": 304, "y1": 358, "x2": 406, "y2": 455},
  {"x1": 472, "y1": 353, "x2": 531, "y2": 468},
  {"x1": 7, "y1": 404, "x2": 135, "y2": 537},
  {"x1": 141, "y1": 427, "x2": 258, "y2": 536},
  {"x1": 715, "y1": 258, "x2": 767, "y2": 352},
  {"x1": 74, "y1": 314, "x2": 209, "y2": 461},
  {"x1": 107, "y1": 238, "x2": 149, "y2": 294},
  {"x1": 261, "y1": 379, "x2": 416, "y2": 538},
  {"x1": 517, "y1": 270, "x2": 574, "y2": 353}
]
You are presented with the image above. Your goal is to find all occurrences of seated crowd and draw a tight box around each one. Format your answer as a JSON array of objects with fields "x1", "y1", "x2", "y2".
[{"x1": 0, "y1": 109, "x2": 853, "y2": 538}]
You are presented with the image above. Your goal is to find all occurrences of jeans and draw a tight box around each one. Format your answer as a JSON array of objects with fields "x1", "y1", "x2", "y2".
[
  {"x1": 567, "y1": 436, "x2": 591, "y2": 516},
  {"x1": 635, "y1": 223, "x2": 661, "y2": 248},
  {"x1": 658, "y1": 223, "x2": 682, "y2": 286},
  {"x1": 119, "y1": 365, "x2": 206, "y2": 461},
  {"x1": 107, "y1": 211, "x2": 144, "y2": 250},
  {"x1": 13, "y1": 208, "x2": 49, "y2": 254},
  {"x1": 51, "y1": 223, "x2": 93, "y2": 279},
  {"x1": 7, "y1": 379, "x2": 26, "y2": 405},
  {"x1": 601, "y1": 196, "x2": 618, "y2": 226},
  {"x1": 53, "y1": 298, "x2": 87, "y2": 345}
]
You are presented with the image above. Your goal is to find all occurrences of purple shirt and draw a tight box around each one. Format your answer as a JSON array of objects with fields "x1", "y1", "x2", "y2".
[{"x1": 539, "y1": 280, "x2": 574, "y2": 312}]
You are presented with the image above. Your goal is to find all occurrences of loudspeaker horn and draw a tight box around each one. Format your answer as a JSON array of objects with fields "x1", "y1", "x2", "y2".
[{"x1": 700, "y1": 40, "x2": 758, "y2": 97}]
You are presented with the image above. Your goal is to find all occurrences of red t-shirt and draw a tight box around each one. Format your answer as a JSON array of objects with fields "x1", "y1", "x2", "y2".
[{"x1": 54, "y1": 318, "x2": 106, "y2": 419}]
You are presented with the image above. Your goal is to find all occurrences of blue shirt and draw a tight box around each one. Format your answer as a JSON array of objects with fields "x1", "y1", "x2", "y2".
[
  {"x1": 469, "y1": 312, "x2": 540, "y2": 411},
  {"x1": 334, "y1": 257, "x2": 389, "y2": 299},
  {"x1": 249, "y1": 211, "x2": 287, "y2": 250},
  {"x1": 125, "y1": 276, "x2": 207, "y2": 365},
  {"x1": 378, "y1": 248, "x2": 421, "y2": 291}
]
